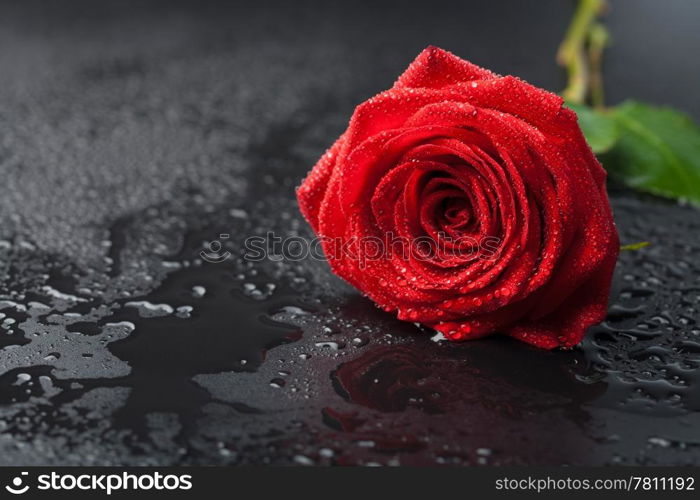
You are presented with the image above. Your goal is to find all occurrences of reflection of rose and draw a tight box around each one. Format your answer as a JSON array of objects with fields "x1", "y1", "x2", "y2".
[
  {"x1": 331, "y1": 342, "x2": 606, "y2": 420},
  {"x1": 298, "y1": 47, "x2": 619, "y2": 349},
  {"x1": 332, "y1": 346, "x2": 445, "y2": 413},
  {"x1": 327, "y1": 341, "x2": 608, "y2": 465}
]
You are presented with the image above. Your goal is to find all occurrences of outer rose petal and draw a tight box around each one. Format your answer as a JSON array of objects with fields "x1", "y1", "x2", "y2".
[
  {"x1": 296, "y1": 46, "x2": 619, "y2": 350},
  {"x1": 296, "y1": 136, "x2": 345, "y2": 231},
  {"x1": 507, "y1": 241, "x2": 619, "y2": 349},
  {"x1": 394, "y1": 46, "x2": 497, "y2": 89}
]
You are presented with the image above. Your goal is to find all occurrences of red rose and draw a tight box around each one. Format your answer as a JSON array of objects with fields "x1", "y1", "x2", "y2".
[{"x1": 297, "y1": 47, "x2": 619, "y2": 349}]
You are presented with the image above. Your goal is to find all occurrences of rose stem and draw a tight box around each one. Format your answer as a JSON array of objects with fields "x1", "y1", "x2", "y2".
[
  {"x1": 587, "y1": 21, "x2": 610, "y2": 109},
  {"x1": 557, "y1": 0, "x2": 607, "y2": 105}
]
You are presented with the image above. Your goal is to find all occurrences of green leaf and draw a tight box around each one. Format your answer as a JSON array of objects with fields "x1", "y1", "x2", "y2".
[
  {"x1": 602, "y1": 101, "x2": 700, "y2": 205},
  {"x1": 620, "y1": 241, "x2": 650, "y2": 251},
  {"x1": 567, "y1": 102, "x2": 619, "y2": 153}
]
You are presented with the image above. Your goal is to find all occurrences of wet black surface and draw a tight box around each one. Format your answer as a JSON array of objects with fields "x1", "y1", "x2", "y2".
[{"x1": 0, "y1": 0, "x2": 699, "y2": 465}]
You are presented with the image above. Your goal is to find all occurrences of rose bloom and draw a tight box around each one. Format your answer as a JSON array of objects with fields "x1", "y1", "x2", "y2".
[{"x1": 297, "y1": 47, "x2": 619, "y2": 349}]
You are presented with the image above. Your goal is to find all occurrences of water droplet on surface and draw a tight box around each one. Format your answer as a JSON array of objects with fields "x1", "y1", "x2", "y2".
[{"x1": 269, "y1": 378, "x2": 286, "y2": 389}]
